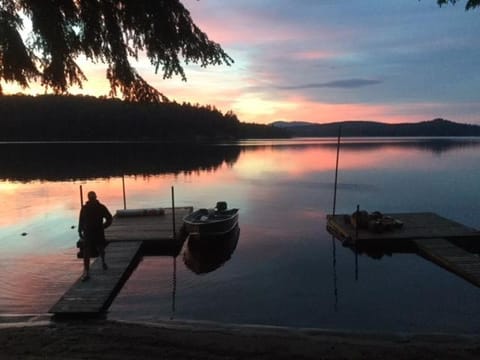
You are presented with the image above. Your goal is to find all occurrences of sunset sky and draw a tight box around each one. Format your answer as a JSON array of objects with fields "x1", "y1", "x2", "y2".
[{"x1": 2, "y1": 0, "x2": 480, "y2": 125}]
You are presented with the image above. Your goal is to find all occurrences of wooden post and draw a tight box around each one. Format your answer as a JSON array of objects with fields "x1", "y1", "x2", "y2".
[
  {"x1": 332, "y1": 125, "x2": 342, "y2": 216},
  {"x1": 79, "y1": 185, "x2": 84, "y2": 206},
  {"x1": 122, "y1": 175, "x2": 127, "y2": 210},
  {"x1": 331, "y1": 234, "x2": 338, "y2": 312},
  {"x1": 170, "y1": 256, "x2": 177, "y2": 319},
  {"x1": 355, "y1": 204, "x2": 359, "y2": 281},
  {"x1": 171, "y1": 186, "x2": 176, "y2": 239}
]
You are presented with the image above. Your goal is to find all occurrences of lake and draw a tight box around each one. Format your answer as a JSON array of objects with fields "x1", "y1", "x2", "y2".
[{"x1": 1, "y1": 138, "x2": 480, "y2": 333}]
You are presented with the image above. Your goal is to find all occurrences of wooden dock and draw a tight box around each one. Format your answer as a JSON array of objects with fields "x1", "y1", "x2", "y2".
[
  {"x1": 50, "y1": 206, "x2": 193, "y2": 317},
  {"x1": 414, "y1": 238, "x2": 480, "y2": 287},
  {"x1": 327, "y1": 212, "x2": 479, "y2": 244},
  {"x1": 327, "y1": 212, "x2": 480, "y2": 287},
  {"x1": 50, "y1": 241, "x2": 142, "y2": 316},
  {"x1": 107, "y1": 206, "x2": 193, "y2": 255}
]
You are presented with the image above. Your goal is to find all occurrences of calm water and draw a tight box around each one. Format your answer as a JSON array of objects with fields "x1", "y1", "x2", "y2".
[{"x1": 1, "y1": 138, "x2": 480, "y2": 333}]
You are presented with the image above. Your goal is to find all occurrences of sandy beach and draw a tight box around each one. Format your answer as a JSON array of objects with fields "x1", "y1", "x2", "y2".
[{"x1": 1, "y1": 318, "x2": 479, "y2": 359}]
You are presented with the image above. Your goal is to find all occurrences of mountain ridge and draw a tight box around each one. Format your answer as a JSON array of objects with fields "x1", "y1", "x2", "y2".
[{"x1": 270, "y1": 118, "x2": 480, "y2": 137}]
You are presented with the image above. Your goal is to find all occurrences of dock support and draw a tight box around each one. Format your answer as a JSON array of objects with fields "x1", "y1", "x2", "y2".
[
  {"x1": 171, "y1": 186, "x2": 176, "y2": 239},
  {"x1": 332, "y1": 126, "x2": 342, "y2": 216},
  {"x1": 122, "y1": 175, "x2": 127, "y2": 210},
  {"x1": 79, "y1": 185, "x2": 84, "y2": 206}
]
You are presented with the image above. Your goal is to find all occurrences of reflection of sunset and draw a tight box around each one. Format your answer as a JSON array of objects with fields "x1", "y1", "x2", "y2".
[
  {"x1": 0, "y1": 164, "x2": 239, "y2": 228},
  {"x1": 0, "y1": 252, "x2": 78, "y2": 313},
  {"x1": 0, "y1": 142, "x2": 461, "y2": 230},
  {"x1": 234, "y1": 144, "x2": 448, "y2": 180},
  {"x1": 1, "y1": 139, "x2": 480, "y2": 323},
  {"x1": 234, "y1": 146, "x2": 372, "y2": 178}
]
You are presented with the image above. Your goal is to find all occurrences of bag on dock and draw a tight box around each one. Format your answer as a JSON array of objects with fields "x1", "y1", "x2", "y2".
[
  {"x1": 76, "y1": 238, "x2": 99, "y2": 258},
  {"x1": 350, "y1": 210, "x2": 403, "y2": 233}
]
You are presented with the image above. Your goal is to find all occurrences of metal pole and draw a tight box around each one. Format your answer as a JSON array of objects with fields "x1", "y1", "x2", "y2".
[
  {"x1": 332, "y1": 125, "x2": 342, "y2": 216},
  {"x1": 122, "y1": 175, "x2": 127, "y2": 210},
  {"x1": 331, "y1": 125, "x2": 342, "y2": 309},
  {"x1": 171, "y1": 186, "x2": 176, "y2": 239}
]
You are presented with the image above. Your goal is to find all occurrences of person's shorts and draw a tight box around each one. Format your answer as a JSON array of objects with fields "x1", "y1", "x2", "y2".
[{"x1": 84, "y1": 236, "x2": 106, "y2": 257}]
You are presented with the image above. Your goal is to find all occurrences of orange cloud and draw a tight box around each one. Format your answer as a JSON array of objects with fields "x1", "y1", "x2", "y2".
[{"x1": 233, "y1": 94, "x2": 439, "y2": 124}]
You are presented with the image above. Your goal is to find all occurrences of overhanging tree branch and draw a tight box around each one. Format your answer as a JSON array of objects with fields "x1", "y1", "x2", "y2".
[
  {"x1": 0, "y1": 0, "x2": 233, "y2": 101},
  {"x1": 436, "y1": 0, "x2": 480, "y2": 10}
]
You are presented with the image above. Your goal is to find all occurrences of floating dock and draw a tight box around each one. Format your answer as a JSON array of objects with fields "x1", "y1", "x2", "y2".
[
  {"x1": 327, "y1": 212, "x2": 480, "y2": 287},
  {"x1": 327, "y1": 212, "x2": 479, "y2": 244},
  {"x1": 106, "y1": 206, "x2": 193, "y2": 255},
  {"x1": 50, "y1": 206, "x2": 192, "y2": 317}
]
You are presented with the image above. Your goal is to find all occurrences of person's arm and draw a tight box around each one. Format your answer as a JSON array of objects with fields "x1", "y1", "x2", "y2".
[{"x1": 103, "y1": 206, "x2": 113, "y2": 229}]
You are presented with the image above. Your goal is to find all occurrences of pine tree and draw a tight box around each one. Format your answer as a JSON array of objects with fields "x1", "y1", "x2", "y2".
[{"x1": 0, "y1": 0, "x2": 232, "y2": 102}]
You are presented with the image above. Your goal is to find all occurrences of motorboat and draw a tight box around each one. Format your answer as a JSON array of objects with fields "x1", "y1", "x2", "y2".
[{"x1": 183, "y1": 201, "x2": 239, "y2": 236}]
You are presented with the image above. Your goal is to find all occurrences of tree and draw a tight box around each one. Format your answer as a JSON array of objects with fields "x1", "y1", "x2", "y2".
[
  {"x1": 0, "y1": 0, "x2": 232, "y2": 102},
  {"x1": 436, "y1": 0, "x2": 480, "y2": 10}
]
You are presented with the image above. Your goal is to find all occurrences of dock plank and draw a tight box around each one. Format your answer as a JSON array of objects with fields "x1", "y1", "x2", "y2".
[
  {"x1": 106, "y1": 206, "x2": 192, "y2": 242},
  {"x1": 414, "y1": 238, "x2": 480, "y2": 288},
  {"x1": 50, "y1": 241, "x2": 142, "y2": 316}
]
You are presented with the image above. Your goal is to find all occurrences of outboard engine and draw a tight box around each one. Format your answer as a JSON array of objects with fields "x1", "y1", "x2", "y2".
[{"x1": 216, "y1": 201, "x2": 227, "y2": 211}]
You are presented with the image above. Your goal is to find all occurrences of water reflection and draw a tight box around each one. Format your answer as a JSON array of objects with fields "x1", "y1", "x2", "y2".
[
  {"x1": 0, "y1": 142, "x2": 241, "y2": 181},
  {"x1": 2, "y1": 138, "x2": 480, "y2": 332},
  {"x1": 1, "y1": 138, "x2": 480, "y2": 182},
  {"x1": 183, "y1": 226, "x2": 240, "y2": 274},
  {"x1": 237, "y1": 137, "x2": 480, "y2": 154}
]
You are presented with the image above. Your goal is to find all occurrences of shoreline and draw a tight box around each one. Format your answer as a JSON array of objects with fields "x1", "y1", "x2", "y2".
[{"x1": 1, "y1": 318, "x2": 479, "y2": 359}]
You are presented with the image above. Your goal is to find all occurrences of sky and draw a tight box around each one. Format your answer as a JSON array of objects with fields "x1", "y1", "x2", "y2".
[{"x1": 2, "y1": 0, "x2": 480, "y2": 125}]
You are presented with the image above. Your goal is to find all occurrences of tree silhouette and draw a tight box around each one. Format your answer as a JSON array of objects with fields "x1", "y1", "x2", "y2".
[
  {"x1": 1, "y1": 1, "x2": 476, "y2": 102},
  {"x1": 0, "y1": 0, "x2": 232, "y2": 102},
  {"x1": 437, "y1": 0, "x2": 480, "y2": 10}
]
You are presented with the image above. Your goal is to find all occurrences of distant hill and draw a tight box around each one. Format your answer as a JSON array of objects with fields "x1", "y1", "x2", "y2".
[
  {"x1": 270, "y1": 121, "x2": 313, "y2": 128},
  {"x1": 270, "y1": 119, "x2": 480, "y2": 137}
]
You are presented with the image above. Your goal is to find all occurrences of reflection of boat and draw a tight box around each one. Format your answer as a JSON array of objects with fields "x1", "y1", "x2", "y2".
[
  {"x1": 183, "y1": 225, "x2": 240, "y2": 274},
  {"x1": 183, "y1": 202, "x2": 239, "y2": 236}
]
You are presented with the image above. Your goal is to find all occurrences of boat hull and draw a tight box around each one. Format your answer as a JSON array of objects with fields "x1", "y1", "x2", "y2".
[
  {"x1": 183, "y1": 208, "x2": 239, "y2": 236},
  {"x1": 183, "y1": 225, "x2": 240, "y2": 274}
]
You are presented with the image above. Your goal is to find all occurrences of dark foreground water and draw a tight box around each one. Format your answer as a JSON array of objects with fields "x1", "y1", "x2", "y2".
[{"x1": 1, "y1": 138, "x2": 479, "y2": 333}]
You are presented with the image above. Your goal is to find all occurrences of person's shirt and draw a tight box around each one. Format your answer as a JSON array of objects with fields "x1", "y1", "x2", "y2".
[{"x1": 79, "y1": 200, "x2": 113, "y2": 235}]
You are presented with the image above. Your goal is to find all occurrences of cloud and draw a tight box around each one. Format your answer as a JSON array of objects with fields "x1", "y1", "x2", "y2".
[{"x1": 277, "y1": 79, "x2": 382, "y2": 90}]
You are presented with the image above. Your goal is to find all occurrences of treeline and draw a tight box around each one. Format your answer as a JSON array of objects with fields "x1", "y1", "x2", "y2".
[
  {"x1": 272, "y1": 118, "x2": 480, "y2": 137},
  {"x1": 0, "y1": 95, "x2": 288, "y2": 141}
]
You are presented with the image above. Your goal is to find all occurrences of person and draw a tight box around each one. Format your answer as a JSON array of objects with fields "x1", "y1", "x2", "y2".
[{"x1": 78, "y1": 191, "x2": 113, "y2": 281}]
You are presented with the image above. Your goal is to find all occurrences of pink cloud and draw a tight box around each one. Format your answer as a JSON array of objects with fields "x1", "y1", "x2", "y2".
[{"x1": 292, "y1": 50, "x2": 340, "y2": 60}]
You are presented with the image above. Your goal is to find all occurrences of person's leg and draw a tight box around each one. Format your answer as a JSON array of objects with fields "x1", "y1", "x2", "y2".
[
  {"x1": 82, "y1": 239, "x2": 91, "y2": 281},
  {"x1": 99, "y1": 244, "x2": 108, "y2": 270}
]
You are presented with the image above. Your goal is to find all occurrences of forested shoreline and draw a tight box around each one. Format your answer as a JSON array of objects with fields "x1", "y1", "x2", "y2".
[{"x1": 0, "y1": 95, "x2": 288, "y2": 141}]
